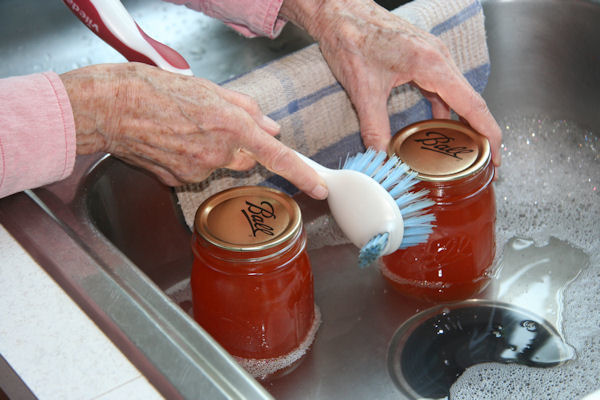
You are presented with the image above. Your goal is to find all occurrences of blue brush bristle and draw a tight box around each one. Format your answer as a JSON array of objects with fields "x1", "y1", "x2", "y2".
[
  {"x1": 358, "y1": 233, "x2": 389, "y2": 268},
  {"x1": 343, "y1": 149, "x2": 435, "y2": 267}
]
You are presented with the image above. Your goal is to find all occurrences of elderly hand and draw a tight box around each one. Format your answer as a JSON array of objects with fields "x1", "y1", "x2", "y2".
[
  {"x1": 60, "y1": 63, "x2": 328, "y2": 199},
  {"x1": 281, "y1": 0, "x2": 502, "y2": 166}
]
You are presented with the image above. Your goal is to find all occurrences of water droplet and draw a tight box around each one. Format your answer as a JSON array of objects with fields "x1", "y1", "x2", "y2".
[{"x1": 520, "y1": 320, "x2": 537, "y2": 332}]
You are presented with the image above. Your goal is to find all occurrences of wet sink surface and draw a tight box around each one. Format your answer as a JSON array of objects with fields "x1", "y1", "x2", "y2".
[{"x1": 1, "y1": 1, "x2": 599, "y2": 399}]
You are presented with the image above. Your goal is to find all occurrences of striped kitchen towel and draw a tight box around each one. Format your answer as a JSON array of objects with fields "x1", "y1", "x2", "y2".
[{"x1": 176, "y1": 0, "x2": 490, "y2": 228}]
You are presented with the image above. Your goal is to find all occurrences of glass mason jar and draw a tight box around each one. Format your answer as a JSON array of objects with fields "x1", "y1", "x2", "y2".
[
  {"x1": 381, "y1": 119, "x2": 497, "y2": 302},
  {"x1": 191, "y1": 186, "x2": 317, "y2": 377}
]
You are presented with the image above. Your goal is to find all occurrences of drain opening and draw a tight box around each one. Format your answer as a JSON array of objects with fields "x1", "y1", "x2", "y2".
[{"x1": 388, "y1": 300, "x2": 574, "y2": 400}]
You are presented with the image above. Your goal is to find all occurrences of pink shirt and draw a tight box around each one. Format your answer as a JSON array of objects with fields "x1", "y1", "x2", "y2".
[
  {"x1": 0, "y1": 72, "x2": 76, "y2": 198},
  {"x1": 164, "y1": 0, "x2": 287, "y2": 39},
  {"x1": 0, "y1": 0, "x2": 285, "y2": 198}
]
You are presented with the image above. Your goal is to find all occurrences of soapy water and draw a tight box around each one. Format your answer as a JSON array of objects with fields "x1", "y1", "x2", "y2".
[
  {"x1": 166, "y1": 281, "x2": 321, "y2": 379},
  {"x1": 449, "y1": 115, "x2": 599, "y2": 399},
  {"x1": 389, "y1": 236, "x2": 588, "y2": 400},
  {"x1": 491, "y1": 236, "x2": 589, "y2": 341},
  {"x1": 235, "y1": 306, "x2": 321, "y2": 380},
  {"x1": 304, "y1": 213, "x2": 349, "y2": 250},
  {"x1": 166, "y1": 278, "x2": 194, "y2": 317},
  {"x1": 388, "y1": 300, "x2": 577, "y2": 400}
]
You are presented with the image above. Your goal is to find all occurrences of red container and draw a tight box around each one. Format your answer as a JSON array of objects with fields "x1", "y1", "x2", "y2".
[
  {"x1": 382, "y1": 120, "x2": 497, "y2": 302},
  {"x1": 191, "y1": 186, "x2": 316, "y2": 370}
]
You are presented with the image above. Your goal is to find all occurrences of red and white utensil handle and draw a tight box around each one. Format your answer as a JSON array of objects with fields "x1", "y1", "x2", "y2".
[{"x1": 63, "y1": 0, "x2": 193, "y2": 76}]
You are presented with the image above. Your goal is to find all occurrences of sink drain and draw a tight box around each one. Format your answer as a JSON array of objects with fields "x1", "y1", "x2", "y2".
[{"x1": 387, "y1": 300, "x2": 574, "y2": 399}]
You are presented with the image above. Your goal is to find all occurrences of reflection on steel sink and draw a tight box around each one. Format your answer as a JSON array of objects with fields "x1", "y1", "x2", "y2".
[
  {"x1": 1, "y1": 1, "x2": 599, "y2": 399},
  {"x1": 85, "y1": 155, "x2": 194, "y2": 292}
]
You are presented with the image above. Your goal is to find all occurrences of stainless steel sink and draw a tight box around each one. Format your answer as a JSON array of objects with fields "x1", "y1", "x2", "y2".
[{"x1": 1, "y1": 1, "x2": 599, "y2": 399}]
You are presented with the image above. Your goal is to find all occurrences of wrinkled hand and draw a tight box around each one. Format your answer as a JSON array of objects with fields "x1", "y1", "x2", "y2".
[
  {"x1": 60, "y1": 63, "x2": 328, "y2": 198},
  {"x1": 281, "y1": 0, "x2": 502, "y2": 166}
]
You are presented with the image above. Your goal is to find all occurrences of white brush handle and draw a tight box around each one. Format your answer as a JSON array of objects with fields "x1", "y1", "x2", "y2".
[
  {"x1": 294, "y1": 150, "x2": 404, "y2": 254},
  {"x1": 293, "y1": 150, "x2": 332, "y2": 175}
]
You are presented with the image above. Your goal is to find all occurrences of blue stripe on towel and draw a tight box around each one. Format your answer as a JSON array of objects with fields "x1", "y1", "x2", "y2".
[
  {"x1": 430, "y1": 1, "x2": 482, "y2": 36},
  {"x1": 387, "y1": 63, "x2": 491, "y2": 131},
  {"x1": 270, "y1": 68, "x2": 309, "y2": 146},
  {"x1": 464, "y1": 62, "x2": 490, "y2": 93},
  {"x1": 389, "y1": 99, "x2": 433, "y2": 133},
  {"x1": 268, "y1": 83, "x2": 342, "y2": 121},
  {"x1": 267, "y1": 63, "x2": 489, "y2": 123}
]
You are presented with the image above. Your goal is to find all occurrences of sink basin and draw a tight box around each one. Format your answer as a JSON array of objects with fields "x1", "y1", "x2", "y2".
[{"x1": 1, "y1": 1, "x2": 598, "y2": 399}]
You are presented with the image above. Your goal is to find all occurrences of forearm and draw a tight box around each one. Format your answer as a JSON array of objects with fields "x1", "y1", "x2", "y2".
[
  {"x1": 60, "y1": 65, "x2": 120, "y2": 156},
  {"x1": 280, "y1": 0, "x2": 386, "y2": 40},
  {"x1": 279, "y1": 0, "x2": 324, "y2": 37}
]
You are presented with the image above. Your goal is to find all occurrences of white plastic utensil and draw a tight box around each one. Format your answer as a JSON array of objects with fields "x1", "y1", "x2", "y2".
[{"x1": 294, "y1": 151, "x2": 405, "y2": 256}]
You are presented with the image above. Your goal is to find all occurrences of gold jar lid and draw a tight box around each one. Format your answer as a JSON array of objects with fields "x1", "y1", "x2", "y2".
[
  {"x1": 194, "y1": 186, "x2": 302, "y2": 252},
  {"x1": 388, "y1": 119, "x2": 491, "y2": 182}
]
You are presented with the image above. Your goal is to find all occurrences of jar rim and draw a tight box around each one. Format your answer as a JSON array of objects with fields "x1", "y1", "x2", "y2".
[
  {"x1": 388, "y1": 119, "x2": 491, "y2": 182},
  {"x1": 423, "y1": 161, "x2": 495, "y2": 204},
  {"x1": 194, "y1": 186, "x2": 302, "y2": 252}
]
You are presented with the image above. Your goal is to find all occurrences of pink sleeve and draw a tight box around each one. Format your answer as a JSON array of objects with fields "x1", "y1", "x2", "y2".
[
  {"x1": 164, "y1": 0, "x2": 287, "y2": 39},
  {"x1": 0, "y1": 72, "x2": 76, "y2": 198}
]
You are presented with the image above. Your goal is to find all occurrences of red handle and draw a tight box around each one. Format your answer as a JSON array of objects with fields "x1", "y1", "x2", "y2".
[{"x1": 63, "y1": 0, "x2": 192, "y2": 74}]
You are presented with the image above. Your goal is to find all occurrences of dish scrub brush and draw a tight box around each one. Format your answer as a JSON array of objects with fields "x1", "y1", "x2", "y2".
[{"x1": 294, "y1": 149, "x2": 435, "y2": 268}]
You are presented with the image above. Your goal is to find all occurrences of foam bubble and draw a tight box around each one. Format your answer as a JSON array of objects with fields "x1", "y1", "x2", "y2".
[
  {"x1": 234, "y1": 306, "x2": 322, "y2": 380},
  {"x1": 166, "y1": 279, "x2": 322, "y2": 380},
  {"x1": 378, "y1": 263, "x2": 453, "y2": 289},
  {"x1": 451, "y1": 115, "x2": 600, "y2": 399},
  {"x1": 304, "y1": 213, "x2": 350, "y2": 250},
  {"x1": 164, "y1": 278, "x2": 194, "y2": 317}
]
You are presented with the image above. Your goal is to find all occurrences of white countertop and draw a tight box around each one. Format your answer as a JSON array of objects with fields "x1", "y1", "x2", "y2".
[{"x1": 0, "y1": 224, "x2": 164, "y2": 399}]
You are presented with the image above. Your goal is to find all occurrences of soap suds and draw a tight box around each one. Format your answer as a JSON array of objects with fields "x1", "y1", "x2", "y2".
[
  {"x1": 235, "y1": 306, "x2": 322, "y2": 380},
  {"x1": 450, "y1": 115, "x2": 600, "y2": 399},
  {"x1": 166, "y1": 282, "x2": 322, "y2": 380}
]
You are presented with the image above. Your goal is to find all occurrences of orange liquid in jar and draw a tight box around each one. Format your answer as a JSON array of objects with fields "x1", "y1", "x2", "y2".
[
  {"x1": 190, "y1": 186, "x2": 315, "y2": 362},
  {"x1": 382, "y1": 119, "x2": 497, "y2": 302},
  {"x1": 381, "y1": 161, "x2": 496, "y2": 302},
  {"x1": 191, "y1": 229, "x2": 314, "y2": 359}
]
